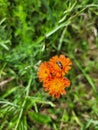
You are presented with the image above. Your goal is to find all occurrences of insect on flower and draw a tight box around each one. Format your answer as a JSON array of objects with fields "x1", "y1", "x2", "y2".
[{"x1": 56, "y1": 61, "x2": 63, "y2": 69}]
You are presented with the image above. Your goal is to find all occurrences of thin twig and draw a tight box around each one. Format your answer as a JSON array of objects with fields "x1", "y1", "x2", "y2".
[{"x1": 0, "y1": 77, "x2": 15, "y2": 87}]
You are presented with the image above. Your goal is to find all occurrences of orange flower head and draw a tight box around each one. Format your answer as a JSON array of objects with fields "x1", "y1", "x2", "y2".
[
  {"x1": 43, "y1": 77, "x2": 70, "y2": 98},
  {"x1": 49, "y1": 55, "x2": 72, "y2": 77},
  {"x1": 37, "y1": 62, "x2": 52, "y2": 82},
  {"x1": 37, "y1": 54, "x2": 72, "y2": 98}
]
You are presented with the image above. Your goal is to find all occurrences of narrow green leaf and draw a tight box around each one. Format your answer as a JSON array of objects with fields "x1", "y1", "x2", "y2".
[
  {"x1": 74, "y1": 59, "x2": 96, "y2": 93},
  {"x1": 2, "y1": 87, "x2": 17, "y2": 98},
  {"x1": 28, "y1": 111, "x2": 51, "y2": 124}
]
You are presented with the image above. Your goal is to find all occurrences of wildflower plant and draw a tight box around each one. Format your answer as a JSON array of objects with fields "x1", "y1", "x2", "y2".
[
  {"x1": 38, "y1": 55, "x2": 72, "y2": 98},
  {"x1": 0, "y1": 0, "x2": 98, "y2": 130}
]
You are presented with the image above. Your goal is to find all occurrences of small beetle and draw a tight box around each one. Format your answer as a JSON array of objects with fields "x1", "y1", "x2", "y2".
[{"x1": 56, "y1": 61, "x2": 63, "y2": 69}]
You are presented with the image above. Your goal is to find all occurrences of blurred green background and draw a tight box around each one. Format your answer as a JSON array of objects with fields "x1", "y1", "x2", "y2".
[{"x1": 0, "y1": 0, "x2": 98, "y2": 130}]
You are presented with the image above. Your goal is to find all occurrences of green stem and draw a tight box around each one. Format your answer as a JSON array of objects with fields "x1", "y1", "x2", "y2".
[{"x1": 15, "y1": 76, "x2": 32, "y2": 130}]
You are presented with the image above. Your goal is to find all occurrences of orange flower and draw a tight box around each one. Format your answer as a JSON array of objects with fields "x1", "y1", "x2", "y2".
[
  {"x1": 37, "y1": 62, "x2": 52, "y2": 82},
  {"x1": 49, "y1": 55, "x2": 72, "y2": 77},
  {"x1": 43, "y1": 77, "x2": 70, "y2": 98},
  {"x1": 37, "y1": 54, "x2": 72, "y2": 98}
]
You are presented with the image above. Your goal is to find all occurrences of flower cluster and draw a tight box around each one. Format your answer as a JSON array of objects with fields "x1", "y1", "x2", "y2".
[{"x1": 37, "y1": 55, "x2": 72, "y2": 98}]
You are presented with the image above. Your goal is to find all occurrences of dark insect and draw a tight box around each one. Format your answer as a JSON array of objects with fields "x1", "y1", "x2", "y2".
[{"x1": 56, "y1": 61, "x2": 63, "y2": 69}]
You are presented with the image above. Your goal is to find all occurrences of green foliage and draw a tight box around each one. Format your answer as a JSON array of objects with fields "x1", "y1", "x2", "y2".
[
  {"x1": 0, "y1": 0, "x2": 98, "y2": 130},
  {"x1": 28, "y1": 111, "x2": 51, "y2": 124}
]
